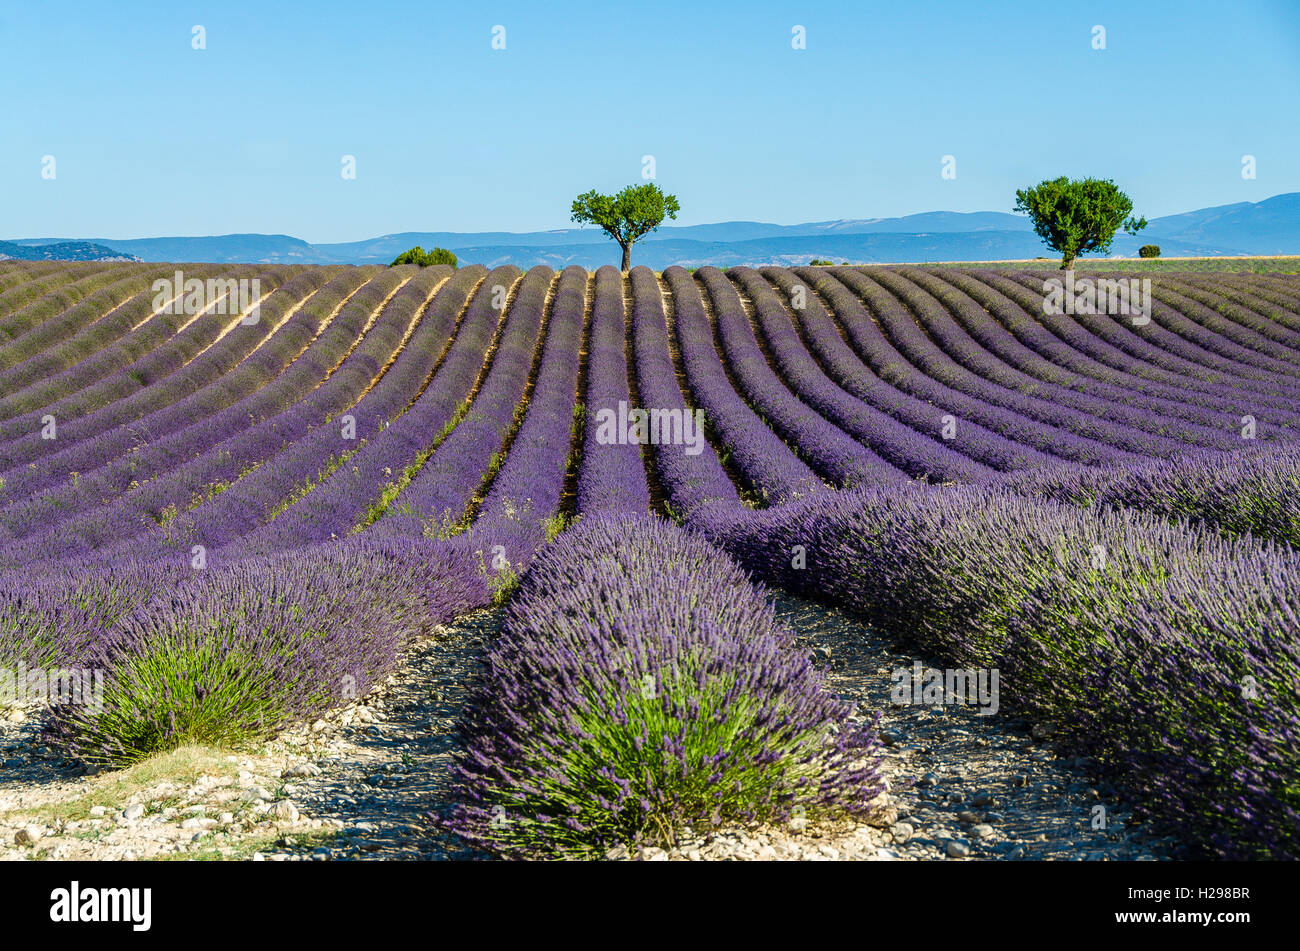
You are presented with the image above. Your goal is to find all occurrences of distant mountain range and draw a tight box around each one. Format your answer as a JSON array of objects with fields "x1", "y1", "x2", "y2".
[{"x1": 11, "y1": 193, "x2": 1299, "y2": 268}]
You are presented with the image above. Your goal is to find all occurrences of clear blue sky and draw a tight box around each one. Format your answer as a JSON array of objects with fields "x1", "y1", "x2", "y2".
[{"x1": 3, "y1": 0, "x2": 1297, "y2": 242}]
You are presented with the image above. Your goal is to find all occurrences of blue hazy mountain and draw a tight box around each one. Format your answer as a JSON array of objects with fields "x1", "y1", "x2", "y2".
[{"x1": 12, "y1": 193, "x2": 1296, "y2": 266}]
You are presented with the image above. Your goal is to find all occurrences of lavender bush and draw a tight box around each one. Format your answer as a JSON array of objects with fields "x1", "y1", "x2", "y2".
[
  {"x1": 697, "y1": 483, "x2": 1300, "y2": 858},
  {"x1": 445, "y1": 516, "x2": 882, "y2": 859},
  {"x1": 40, "y1": 535, "x2": 488, "y2": 766}
]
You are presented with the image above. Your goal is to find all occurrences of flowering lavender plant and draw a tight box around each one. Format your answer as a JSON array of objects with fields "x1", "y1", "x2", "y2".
[{"x1": 445, "y1": 516, "x2": 882, "y2": 858}]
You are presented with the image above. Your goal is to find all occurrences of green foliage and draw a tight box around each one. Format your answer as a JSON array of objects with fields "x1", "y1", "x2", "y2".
[
  {"x1": 359, "y1": 398, "x2": 471, "y2": 531},
  {"x1": 1138, "y1": 244, "x2": 1161, "y2": 258},
  {"x1": 809, "y1": 258, "x2": 835, "y2": 266},
  {"x1": 542, "y1": 512, "x2": 572, "y2": 543},
  {"x1": 571, "y1": 183, "x2": 680, "y2": 270},
  {"x1": 390, "y1": 246, "x2": 458, "y2": 268},
  {"x1": 1013, "y1": 177, "x2": 1147, "y2": 269},
  {"x1": 473, "y1": 547, "x2": 521, "y2": 606},
  {"x1": 270, "y1": 449, "x2": 358, "y2": 522},
  {"x1": 73, "y1": 636, "x2": 314, "y2": 764}
]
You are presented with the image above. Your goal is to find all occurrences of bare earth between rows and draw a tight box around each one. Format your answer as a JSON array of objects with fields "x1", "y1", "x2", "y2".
[{"x1": 0, "y1": 596, "x2": 1182, "y2": 862}]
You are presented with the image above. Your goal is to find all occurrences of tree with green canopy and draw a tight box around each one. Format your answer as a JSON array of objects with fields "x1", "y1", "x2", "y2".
[
  {"x1": 571, "y1": 183, "x2": 680, "y2": 271},
  {"x1": 1014, "y1": 177, "x2": 1147, "y2": 269}
]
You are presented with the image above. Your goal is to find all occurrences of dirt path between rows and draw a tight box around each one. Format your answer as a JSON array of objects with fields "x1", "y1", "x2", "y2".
[{"x1": 1, "y1": 597, "x2": 1183, "y2": 861}]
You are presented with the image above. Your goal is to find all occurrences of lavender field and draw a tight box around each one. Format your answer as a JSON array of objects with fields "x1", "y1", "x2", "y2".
[{"x1": 1, "y1": 258, "x2": 1297, "y2": 860}]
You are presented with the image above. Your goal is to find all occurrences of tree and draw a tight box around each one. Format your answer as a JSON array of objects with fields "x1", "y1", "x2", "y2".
[
  {"x1": 571, "y1": 183, "x2": 680, "y2": 271},
  {"x1": 390, "y1": 246, "x2": 457, "y2": 268},
  {"x1": 1139, "y1": 244, "x2": 1161, "y2": 259},
  {"x1": 1013, "y1": 177, "x2": 1147, "y2": 270}
]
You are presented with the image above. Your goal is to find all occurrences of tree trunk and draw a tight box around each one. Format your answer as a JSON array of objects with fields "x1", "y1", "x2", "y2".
[
  {"x1": 621, "y1": 243, "x2": 632, "y2": 272},
  {"x1": 1060, "y1": 253, "x2": 1076, "y2": 271}
]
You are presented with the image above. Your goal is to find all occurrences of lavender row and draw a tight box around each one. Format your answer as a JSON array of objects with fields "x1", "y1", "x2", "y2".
[
  {"x1": 1217, "y1": 274, "x2": 1300, "y2": 315},
  {"x1": 1186, "y1": 276, "x2": 1300, "y2": 338},
  {"x1": 0, "y1": 264, "x2": 280, "y2": 424},
  {"x1": 231, "y1": 265, "x2": 524, "y2": 555},
  {"x1": 446, "y1": 515, "x2": 881, "y2": 858},
  {"x1": 141, "y1": 265, "x2": 488, "y2": 560},
  {"x1": 628, "y1": 267, "x2": 740, "y2": 517},
  {"x1": 0, "y1": 263, "x2": 138, "y2": 344},
  {"x1": 662, "y1": 266, "x2": 824, "y2": 504},
  {"x1": 32, "y1": 534, "x2": 489, "y2": 766},
  {"x1": 0, "y1": 267, "x2": 401, "y2": 562},
  {"x1": 863, "y1": 268, "x2": 1187, "y2": 457},
  {"x1": 996, "y1": 267, "x2": 1300, "y2": 419},
  {"x1": 906, "y1": 269, "x2": 1246, "y2": 449},
  {"x1": 961, "y1": 270, "x2": 1300, "y2": 432},
  {"x1": 214, "y1": 265, "x2": 519, "y2": 556},
  {"x1": 361, "y1": 267, "x2": 550, "y2": 543},
  {"x1": 4, "y1": 266, "x2": 437, "y2": 567},
  {"x1": 0, "y1": 267, "x2": 301, "y2": 444},
  {"x1": 0, "y1": 267, "x2": 374, "y2": 515},
  {"x1": 1000, "y1": 270, "x2": 1300, "y2": 404},
  {"x1": 0, "y1": 269, "x2": 343, "y2": 483},
  {"x1": 800, "y1": 267, "x2": 1148, "y2": 468},
  {"x1": 766, "y1": 267, "x2": 1060, "y2": 471},
  {"x1": 1001, "y1": 442, "x2": 1300, "y2": 549},
  {"x1": 830, "y1": 268, "x2": 1153, "y2": 462},
  {"x1": 0, "y1": 264, "x2": 230, "y2": 405},
  {"x1": 1163, "y1": 279, "x2": 1300, "y2": 359},
  {"x1": 1150, "y1": 282, "x2": 1300, "y2": 373},
  {"x1": 693, "y1": 267, "x2": 904, "y2": 489},
  {"x1": 0, "y1": 261, "x2": 67, "y2": 299},
  {"x1": 471, "y1": 265, "x2": 588, "y2": 563},
  {"x1": 0, "y1": 263, "x2": 116, "y2": 323},
  {"x1": 732, "y1": 267, "x2": 1000, "y2": 482},
  {"x1": 575, "y1": 266, "x2": 651, "y2": 517},
  {"x1": 695, "y1": 484, "x2": 1300, "y2": 859},
  {"x1": 0, "y1": 264, "x2": 165, "y2": 376}
]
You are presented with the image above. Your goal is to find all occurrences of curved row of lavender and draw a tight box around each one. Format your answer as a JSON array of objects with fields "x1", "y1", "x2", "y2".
[
  {"x1": 0, "y1": 266, "x2": 413, "y2": 564},
  {"x1": 1, "y1": 260, "x2": 1298, "y2": 857},
  {"x1": 691, "y1": 480, "x2": 1300, "y2": 860},
  {"x1": 948, "y1": 270, "x2": 1300, "y2": 423},
  {"x1": 662, "y1": 266, "x2": 823, "y2": 504},
  {"x1": 940, "y1": 270, "x2": 1300, "y2": 432},
  {"x1": 763, "y1": 266, "x2": 1061, "y2": 472},
  {"x1": 1000, "y1": 270, "x2": 1300, "y2": 403},
  {"x1": 574, "y1": 267, "x2": 651, "y2": 515},
  {"x1": 446, "y1": 515, "x2": 883, "y2": 858},
  {"x1": 0, "y1": 264, "x2": 161, "y2": 364},
  {"x1": 0, "y1": 261, "x2": 109, "y2": 313},
  {"x1": 832, "y1": 266, "x2": 1178, "y2": 462},
  {"x1": 0, "y1": 267, "x2": 377, "y2": 515},
  {"x1": 0, "y1": 268, "x2": 341, "y2": 468}
]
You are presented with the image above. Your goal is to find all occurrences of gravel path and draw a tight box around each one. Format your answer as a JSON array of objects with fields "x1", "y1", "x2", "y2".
[{"x1": 1, "y1": 596, "x2": 1185, "y2": 861}]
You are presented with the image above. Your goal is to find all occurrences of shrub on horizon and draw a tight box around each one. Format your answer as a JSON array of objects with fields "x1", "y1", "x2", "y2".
[{"x1": 390, "y1": 246, "x2": 458, "y2": 268}]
